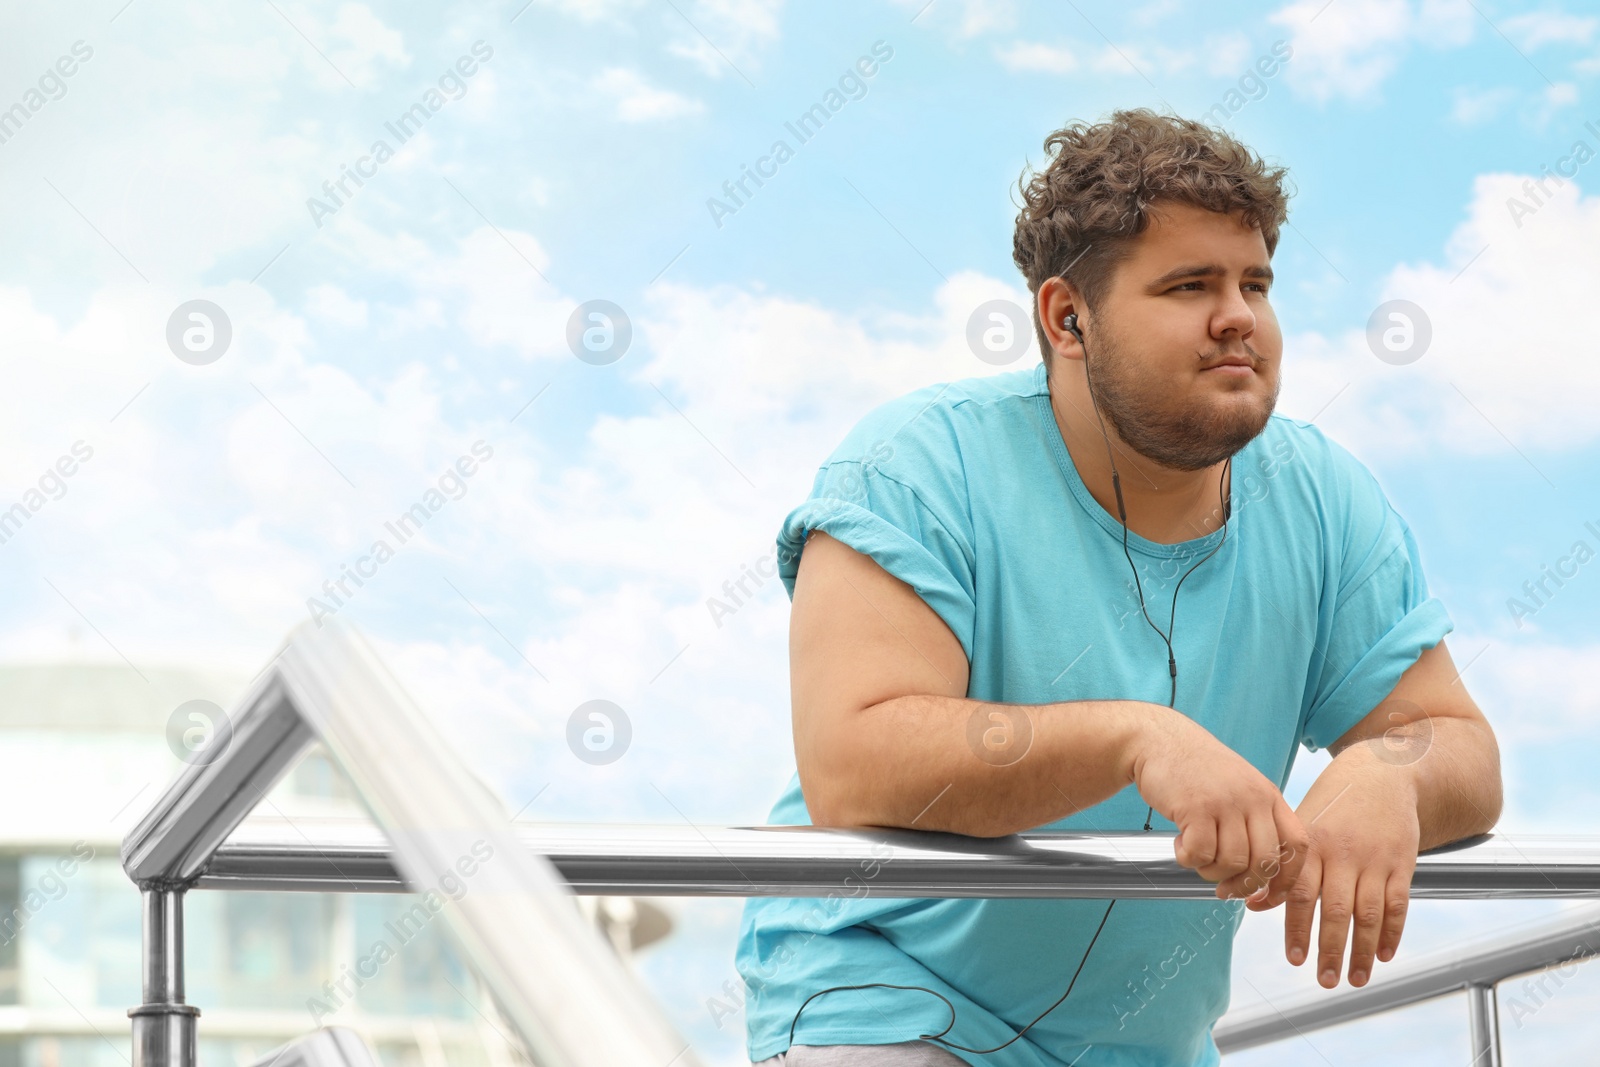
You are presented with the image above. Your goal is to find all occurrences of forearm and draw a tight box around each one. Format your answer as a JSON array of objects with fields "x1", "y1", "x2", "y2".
[
  {"x1": 1331, "y1": 717, "x2": 1503, "y2": 852},
  {"x1": 800, "y1": 694, "x2": 1164, "y2": 837}
]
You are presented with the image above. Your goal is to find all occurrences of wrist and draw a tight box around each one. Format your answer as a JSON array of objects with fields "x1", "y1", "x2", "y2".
[
  {"x1": 1118, "y1": 701, "x2": 1177, "y2": 787},
  {"x1": 1330, "y1": 738, "x2": 1423, "y2": 807}
]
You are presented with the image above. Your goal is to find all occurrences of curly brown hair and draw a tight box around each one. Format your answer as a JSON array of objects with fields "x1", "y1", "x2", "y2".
[{"x1": 1011, "y1": 107, "x2": 1293, "y2": 362}]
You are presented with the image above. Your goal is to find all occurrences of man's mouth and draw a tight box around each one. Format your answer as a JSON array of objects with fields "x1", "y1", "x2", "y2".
[{"x1": 1201, "y1": 353, "x2": 1255, "y2": 374}]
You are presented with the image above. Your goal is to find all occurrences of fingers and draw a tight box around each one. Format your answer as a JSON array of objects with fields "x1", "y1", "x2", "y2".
[
  {"x1": 1376, "y1": 867, "x2": 1413, "y2": 965},
  {"x1": 1174, "y1": 817, "x2": 1217, "y2": 872},
  {"x1": 1345, "y1": 872, "x2": 1388, "y2": 986},
  {"x1": 1200, "y1": 815, "x2": 1251, "y2": 887},
  {"x1": 1281, "y1": 844, "x2": 1413, "y2": 983},
  {"x1": 1268, "y1": 799, "x2": 1310, "y2": 906},
  {"x1": 1215, "y1": 811, "x2": 1283, "y2": 900},
  {"x1": 1283, "y1": 849, "x2": 1321, "y2": 968},
  {"x1": 1315, "y1": 861, "x2": 1359, "y2": 988}
]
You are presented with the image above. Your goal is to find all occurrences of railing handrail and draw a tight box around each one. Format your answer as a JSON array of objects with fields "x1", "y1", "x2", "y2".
[
  {"x1": 1214, "y1": 903, "x2": 1600, "y2": 1053},
  {"x1": 193, "y1": 815, "x2": 1600, "y2": 899},
  {"x1": 201, "y1": 815, "x2": 1600, "y2": 1065}
]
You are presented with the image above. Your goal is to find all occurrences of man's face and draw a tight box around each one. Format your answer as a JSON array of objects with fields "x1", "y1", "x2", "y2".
[{"x1": 1072, "y1": 201, "x2": 1283, "y2": 472}]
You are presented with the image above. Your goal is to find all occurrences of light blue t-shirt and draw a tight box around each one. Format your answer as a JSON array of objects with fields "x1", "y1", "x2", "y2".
[{"x1": 736, "y1": 361, "x2": 1453, "y2": 1067}]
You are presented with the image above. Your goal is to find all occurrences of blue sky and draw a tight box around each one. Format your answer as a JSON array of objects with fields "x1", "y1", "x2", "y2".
[{"x1": 5, "y1": 0, "x2": 1600, "y2": 1063}]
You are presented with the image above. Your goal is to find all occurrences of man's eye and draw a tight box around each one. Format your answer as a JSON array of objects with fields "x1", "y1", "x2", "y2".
[{"x1": 1167, "y1": 281, "x2": 1270, "y2": 293}]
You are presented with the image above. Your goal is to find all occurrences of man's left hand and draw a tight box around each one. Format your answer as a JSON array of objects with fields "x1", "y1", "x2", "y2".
[{"x1": 1244, "y1": 743, "x2": 1421, "y2": 988}]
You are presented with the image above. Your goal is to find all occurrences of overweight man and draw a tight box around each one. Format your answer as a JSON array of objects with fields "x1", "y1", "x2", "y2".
[{"x1": 736, "y1": 108, "x2": 1502, "y2": 1067}]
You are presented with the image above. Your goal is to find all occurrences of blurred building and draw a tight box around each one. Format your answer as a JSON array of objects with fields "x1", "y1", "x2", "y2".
[{"x1": 0, "y1": 662, "x2": 668, "y2": 1067}]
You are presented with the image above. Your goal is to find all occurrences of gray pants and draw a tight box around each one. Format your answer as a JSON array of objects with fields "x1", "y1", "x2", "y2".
[{"x1": 752, "y1": 1041, "x2": 968, "y2": 1065}]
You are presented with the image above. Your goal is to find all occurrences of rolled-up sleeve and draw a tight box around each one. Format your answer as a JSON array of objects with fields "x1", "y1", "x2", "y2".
[{"x1": 776, "y1": 460, "x2": 977, "y2": 663}]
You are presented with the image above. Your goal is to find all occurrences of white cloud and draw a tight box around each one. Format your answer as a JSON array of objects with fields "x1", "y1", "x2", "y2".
[
  {"x1": 1459, "y1": 636, "x2": 1600, "y2": 745},
  {"x1": 1268, "y1": 0, "x2": 1417, "y2": 103},
  {"x1": 1202, "y1": 31, "x2": 1256, "y2": 77},
  {"x1": 995, "y1": 32, "x2": 1256, "y2": 80},
  {"x1": 1415, "y1": 0, "x2": 1476, "y2": 47},
  {"x1": 993, "y1": 40, "x2": 1079, "y2": 75},
  {"x1": 995, "y1": 38, "x2": 1211, "y2": 78},
  {"x1": 272, "y1": 2, "x2": 409, "y2": 89},
  {"x1": 511, "y1": 0, "x2": 645, "y2": 21},
  {"x1": 455, "y1": 68, "x2": 502, "y2": 124},
  {"x1": 1449, "y1": 82, "x2": 1574, "y2": 132},
  {"x1": 1277, "y1": 169, "x2": 1600, "y2": 458},
  {"x1": 503, "y1": 0, "x2": 783, "y2": 80},
  {"x1": 322, "y1": 3, "x2": 410, "y2": 85},
  {"x1": 1450, "y1": 85, "x2": 1517, "y2": 125},
  {"x1": 0, "y1": 256, "x2": 547, "y2": 673},
  {"x1": 1265, "y1": 0, "x2": 1474, "y2": 102},
  {"x1": 592, "y1": 67, "x2": 706, "y2": 122},
  {"x1": 1545, "y1": 80, "x2": 1580, "y2": 108},
  {"x1": 400, "y1": 225, "x2": 567, "y2": 361},
  {"x1": 664, "y1": 0, "x2": 786, "y2": 79},
  {"x1": 304, "y1": 283, "x2": 368, "y2": 326},
  {"x1": 1503, "y1": 10, "x2": 1599, "y2": 51},
  {"x1": 889, "y1": 0, "x2": 1017, "y2": 38},
  {"x1": 1087, "y1": 42, "x2": 1197, "y2": 76},
  {"x1": 1133, "y1": 0, "x2": 1186, "y2": 29}
]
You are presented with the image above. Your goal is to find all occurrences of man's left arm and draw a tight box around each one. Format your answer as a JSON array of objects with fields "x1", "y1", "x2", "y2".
[{"x1": 1245, "y1": 637, "x2": 1503, "y2": 989}]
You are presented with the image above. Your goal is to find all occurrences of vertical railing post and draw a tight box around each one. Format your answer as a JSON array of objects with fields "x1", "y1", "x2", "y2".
[
  {"x1": 128, "y1": 887, "x2": 199, "y2": 1067},
  {"x1": 1465, "y1": 982, "x2": 1501, "y2": 1067}
]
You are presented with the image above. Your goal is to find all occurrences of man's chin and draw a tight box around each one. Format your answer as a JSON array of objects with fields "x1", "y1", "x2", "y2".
[
  {"x1": 1099, "y1": 384, "x2": 1278, "y2": 472},
  {"x1": 1132, "y1": 410, "x2": 1274, "y2": 472},
  {"x1": 1204, "y1": 395, "x2": 1278, "y2": 455}
]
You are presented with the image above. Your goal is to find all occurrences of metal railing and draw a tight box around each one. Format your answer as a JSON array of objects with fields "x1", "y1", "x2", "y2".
[
  {"x1": 198, "y1": 816, "x2": 1600, "y2": 900},
  {"x1": 1212, "y1": 902, "x2": 1600, "y2": 1064},
  {"x1": 122, "y1": 621, "x2": 1595, "y2": 1066},
  {"x1": 121, "y1": 620, "x2": 701, "y2": 1067}
]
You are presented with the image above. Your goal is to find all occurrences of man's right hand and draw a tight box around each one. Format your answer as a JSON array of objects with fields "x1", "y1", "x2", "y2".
[{"x1": 1128, "y1": 707, "x2": 1309, "y2": 905}]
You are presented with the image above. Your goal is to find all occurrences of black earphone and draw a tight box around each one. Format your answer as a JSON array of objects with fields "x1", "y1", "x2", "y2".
[{"x1": 786, "y1": 306, "x2": 1233, "y2": 1056}]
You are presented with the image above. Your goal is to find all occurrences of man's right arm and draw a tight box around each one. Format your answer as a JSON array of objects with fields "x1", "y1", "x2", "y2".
[{"x1": 790, "y1": 529, "x2": 1309, "y2": 901}]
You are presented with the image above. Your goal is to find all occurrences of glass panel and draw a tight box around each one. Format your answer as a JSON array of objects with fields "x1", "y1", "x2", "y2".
[
  {"x1": 289, "y1": 745, "x2": 360, "y2": 801},
  {"x1": 18, "y1": 852, "x2": 139, "y2": 1012},
  {"x1": 343, "y1": 894, "x2": 474, "y2": 1020},
  {"x1": 1499, "y1": 957, "x2": 1600, "y2": 1061},
  {"x1": 0, "y1": 856, "x2": 19, "y2": 1006},
  {"x1": 185, "y1": 889, "x2": 339, "y2": 1011}
]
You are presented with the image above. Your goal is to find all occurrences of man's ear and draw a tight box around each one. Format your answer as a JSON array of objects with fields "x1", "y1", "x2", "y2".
[{"x1": 1038, "y1": 277, "x2": 1085, "y2": 363}]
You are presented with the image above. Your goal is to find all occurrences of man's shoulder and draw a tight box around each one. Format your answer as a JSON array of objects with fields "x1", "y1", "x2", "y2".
[
  {"x1": 1255, "y1": 414, "x2": 1396, "y2": 527},
  {"x1": 1258, "y1": 413, "x2": 1368, "y2": 479}
]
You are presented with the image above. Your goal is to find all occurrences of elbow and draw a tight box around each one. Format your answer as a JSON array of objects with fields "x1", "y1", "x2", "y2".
[
  {"x1": 796, "y1": 754, "x2": 865, "y2": 828},
  {"x1": 1483, "y1": 761, "x2": 1505, "y2": 834},
  {"x1": 1470, "y1": 768, "x2": 1504, "y2": 837},
  {"x1": 795, "y1": 704, "x2": 885, "y2": 828},
  {"x1": 801, "y1": 784, "x2": 869, "y2": 829},
  {"x1": 1468, "y1": 721, "x2": 1505, "y2": 835}
]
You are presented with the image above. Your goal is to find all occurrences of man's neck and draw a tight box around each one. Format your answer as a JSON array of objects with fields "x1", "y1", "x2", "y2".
[{"x1": 1046, "y1": 368, "x2": 1231, "y2": 546}]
